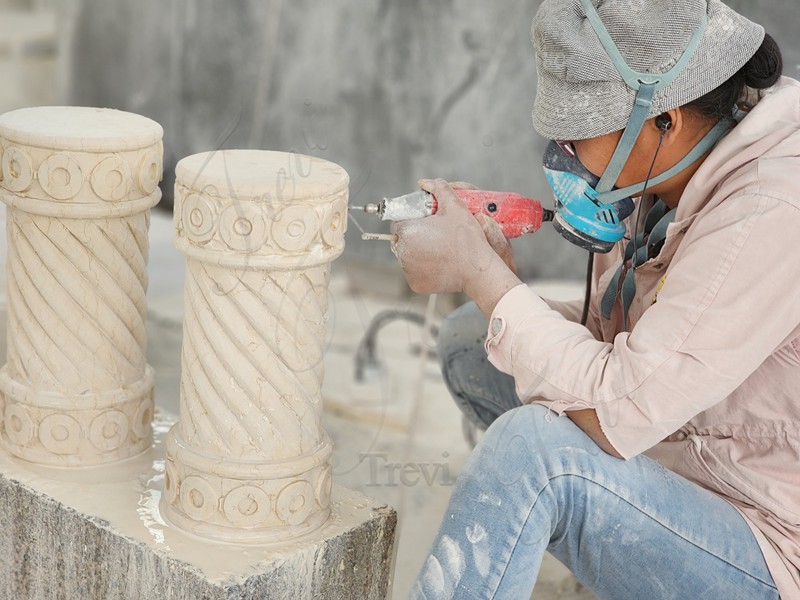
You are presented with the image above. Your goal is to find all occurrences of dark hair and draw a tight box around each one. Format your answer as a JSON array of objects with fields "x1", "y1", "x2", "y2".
[{"x1": 687, "y1": 33, "x2": 783, "y2": 120}]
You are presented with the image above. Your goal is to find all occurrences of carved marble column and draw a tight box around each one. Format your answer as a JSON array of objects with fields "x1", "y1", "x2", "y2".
[
  {"x1": 0, "y1": 106, "x2": 163, "y2": 466},
  {"x1": 163, "y1": 150, "x2": 348, "y2": 543}
]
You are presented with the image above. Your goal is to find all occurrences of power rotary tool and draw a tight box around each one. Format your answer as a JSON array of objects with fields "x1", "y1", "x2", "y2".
[{"x1": 352, "y1": 189, "x2": 555, "y2": 239}]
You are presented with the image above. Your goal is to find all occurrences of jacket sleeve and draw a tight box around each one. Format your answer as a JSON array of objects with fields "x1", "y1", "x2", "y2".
[
  {"x1": 541, "y1": 298, "x2": 583, "y2": 322},
  {"x1": 485, "y1": 194, "x2": 800, "y2": 459}
]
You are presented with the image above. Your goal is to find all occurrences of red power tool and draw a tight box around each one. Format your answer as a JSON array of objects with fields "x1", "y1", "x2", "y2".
[{"x1": 353, "y1": 189, "x2": 554, "y2": 238}]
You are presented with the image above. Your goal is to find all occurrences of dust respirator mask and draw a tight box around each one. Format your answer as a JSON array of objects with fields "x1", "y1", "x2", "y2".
[
  {"x1": 541, "y1": 0, "x2": 735, "y2": 254},
  {"x1": 543, "y1": 140, "x2": 635, "y2": 253}
]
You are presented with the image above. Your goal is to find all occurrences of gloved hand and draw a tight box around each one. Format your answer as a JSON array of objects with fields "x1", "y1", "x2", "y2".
[{"x1": 392, "y1": 179, "x2": 522, "y2": 314}]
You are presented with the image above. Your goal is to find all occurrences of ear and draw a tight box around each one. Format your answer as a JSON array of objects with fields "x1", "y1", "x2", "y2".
[{"x1": 653, "y1": 108, "x2": 683, "y2": 146}]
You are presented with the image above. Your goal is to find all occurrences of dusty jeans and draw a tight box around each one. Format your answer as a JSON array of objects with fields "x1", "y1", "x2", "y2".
[{"x1": 410, "y1": 301, "x2": 779, "y2": 599}]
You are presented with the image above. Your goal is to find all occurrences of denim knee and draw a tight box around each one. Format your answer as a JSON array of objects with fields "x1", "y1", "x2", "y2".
[
  {"x1": 476, "y1": 404, "x2": 605, "y2": 474},
  {"x1": 438, "y1": 302, "x2": 519, "y2": 429},
  {"x1": 437, "y1": 301, "x2": 487, "y2": 367}
]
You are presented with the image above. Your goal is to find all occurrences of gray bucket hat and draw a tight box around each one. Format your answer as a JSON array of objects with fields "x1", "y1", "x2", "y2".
[{"x1": 532, "y1": 0, "x2": 765, "y2": 141}]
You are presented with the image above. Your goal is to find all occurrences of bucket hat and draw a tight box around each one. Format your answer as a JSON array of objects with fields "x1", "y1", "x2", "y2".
[{"x1": 532, "y1": 0, "x2": 765, "y2": 141}]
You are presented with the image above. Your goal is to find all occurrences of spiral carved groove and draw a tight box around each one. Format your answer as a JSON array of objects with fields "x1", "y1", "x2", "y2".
[
  {"x1": 179, "y1": 261, "x2": 328, "y2": 459},
  {"x1": 7, "y1": 212, "x2": 148, "y2": 390}
]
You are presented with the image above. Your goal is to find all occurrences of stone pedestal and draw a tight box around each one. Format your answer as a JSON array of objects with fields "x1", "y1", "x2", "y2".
[
  {"x1": 163, "y1": 150, "x2": 349, "y2": 543},
  {"x1": 0, "y1": 410, "x2": 396, "y2": 600},
  {"x1": 0, "y1": 106, "x2": 162, "y2": 466}
]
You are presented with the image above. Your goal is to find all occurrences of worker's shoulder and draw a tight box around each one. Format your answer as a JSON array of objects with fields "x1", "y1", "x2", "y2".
[
  {"x1": 753, "y1": 153, "x2": 800, "y2": 211},
  {"x1": 705, "y1": 154, "x2": 800, "y2": 218}
]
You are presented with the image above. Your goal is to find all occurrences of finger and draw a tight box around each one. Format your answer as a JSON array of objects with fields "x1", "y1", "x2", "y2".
[
  {"x1": 476, "y1": 213, "x2": 505, "y2": 248},
  {"x1": 449, "y1": 181, "x2": 478, "y2": 190},
  {"x1": 419, "y1": 178, "x2": 467, "y2": 216}
]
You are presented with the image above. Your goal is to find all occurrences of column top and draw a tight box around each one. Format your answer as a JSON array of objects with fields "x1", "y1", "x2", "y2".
[
  {"x1": 174, "y1": 150, "x2": 348, "y2": 269},
  {"x1": 175, "y1": 150, "x2": 348, "y2": 203},
  {"x1": 0, "y1": 106, "x2": 163, "y2": 152}
]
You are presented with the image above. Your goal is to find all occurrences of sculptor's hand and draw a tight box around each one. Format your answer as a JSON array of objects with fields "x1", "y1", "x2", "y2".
[
  {"x1": 392, "y1": 178, "x2": 522, "y2": 316},
  {"x1": 475, "y1": 212, "x2": 517, "y2": 275},
  {"x1": 445, "y1": 180, "x2": 517, "y2": 274}
]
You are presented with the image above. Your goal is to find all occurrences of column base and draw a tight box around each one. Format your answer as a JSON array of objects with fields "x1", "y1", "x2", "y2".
[
  {"x1": 0, "y1": 365, "x2": 155, "y2": 467},
  {"x1": 0, "y1": 410, "x2": 396, "y2": 600},
  {"x1": 163, "y1": 427, "x2": 334, "y2": 543}
]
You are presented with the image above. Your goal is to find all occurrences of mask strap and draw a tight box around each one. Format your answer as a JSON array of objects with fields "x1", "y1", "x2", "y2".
[
  {"x1": 579, "y1": 0, "x2": 707, "y2": 92},
  {"x1": 596, "y1": 83, "x2": 656, "y2": 193},
  {"x1": 596, "y1": 116, "x2": 735, "y2": 204}
]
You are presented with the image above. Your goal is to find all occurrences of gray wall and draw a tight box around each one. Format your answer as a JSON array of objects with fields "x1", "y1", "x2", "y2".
[{"x1": 64, "y1": 0, "x2": 799, "y2": 281}]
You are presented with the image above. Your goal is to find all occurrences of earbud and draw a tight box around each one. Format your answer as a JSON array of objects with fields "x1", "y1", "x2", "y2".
[{"x1": 656, "y1": 114, "x2": 672, "y2": 132}]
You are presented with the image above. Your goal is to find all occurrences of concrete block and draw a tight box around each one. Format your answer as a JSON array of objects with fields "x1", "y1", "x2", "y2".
[{"x1": 0, "y1": 412, "x2": 396, "y2": 599}]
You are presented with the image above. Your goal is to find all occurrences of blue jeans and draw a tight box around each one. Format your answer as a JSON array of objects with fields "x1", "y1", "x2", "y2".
[{"x1": 411, "y1": 302, "x2": 779, "y2": 599}]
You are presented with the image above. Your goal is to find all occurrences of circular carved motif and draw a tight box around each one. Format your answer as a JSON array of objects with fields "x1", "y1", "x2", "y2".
[
  {"x1": 90, "y1": 156, "x2": 131, "y2": 202},
  {"x1": 182, "y1": 193, "x2": 218, "y2": 244},
  {"x1": 4, "y1": 404, "x2": 34, "y2": 446},
  {"x1": 89, "y1": 410, "x2": 130, "y2": 451},
  {"x1": 136, "y1": 150, "x2": 161, "y2": 195},
  {"x1": 39, "y1": 413, "x2": 81, "y2": 455},
  {"x1": 179, "y1": 475, "x2": 218, "y2": 521},
  {"x1": 314, "y1": 465, "x2": 332, "y2": 508},
  {"x1": 39, "y1": 154, "x2": 83, "y2": 200},
  {"x1": 223, "y1": 485, "x2": 271, "y2": 527},
  {"x1": 275, "y1": 480, "x2": 315, "y2": 526},
  {"x1": 321, "y1": 199, "x2": 347, "y2": 247},
  {"x1": 164, "y1": 459, "x2": 178, "y2": 504},
  {"x1": 272, "y1": 205, "x2": 319, "y2": 252},
  {"x1": 1, "y1": 147, "x2": 34, "y2": 193},
  {"x1": 219, "y1": 204, "x2": 268, "y2": 251},
  {"x1": 133, "y1": 398, "x2": 153, "y2": 440}
]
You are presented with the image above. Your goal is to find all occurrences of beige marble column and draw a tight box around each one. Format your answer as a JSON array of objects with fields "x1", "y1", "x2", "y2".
[
  {"x1": 0, "y1": 106, "x2": 163, "y2": 467},
  {"x1": 163, "y1": 150, "x2": 348, "y2": 543}
]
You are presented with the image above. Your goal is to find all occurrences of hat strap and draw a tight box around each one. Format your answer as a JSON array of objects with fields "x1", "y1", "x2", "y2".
[{"x1": 579, "y1": 0, "x2": 709, "y2": 194}]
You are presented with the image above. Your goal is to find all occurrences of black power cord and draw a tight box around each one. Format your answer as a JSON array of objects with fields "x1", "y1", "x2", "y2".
[
  {"x1": 579, "y1": 125, "x2": 668, "y2": 328},
  {"x1": 580, "y1": 253, "x2": 594, "y2": 326}
]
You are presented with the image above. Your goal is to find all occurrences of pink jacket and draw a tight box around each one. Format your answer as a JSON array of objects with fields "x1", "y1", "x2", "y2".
[{"x1": 485, "y1": 77, "x2": 800, "y2": 597}]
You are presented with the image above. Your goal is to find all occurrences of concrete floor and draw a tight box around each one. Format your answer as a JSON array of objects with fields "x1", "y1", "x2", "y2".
[{"x1": 143, "y1": 211, "x2": 595, "y2": 599}]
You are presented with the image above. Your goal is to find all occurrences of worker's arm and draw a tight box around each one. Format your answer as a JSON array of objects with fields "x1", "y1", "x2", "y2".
[
  {"x1": 480, "y1": 194, "x2": 800, "y2": 459},
  {"x1": 458, "y1": 253, "x2": 623, "y2": 457}
]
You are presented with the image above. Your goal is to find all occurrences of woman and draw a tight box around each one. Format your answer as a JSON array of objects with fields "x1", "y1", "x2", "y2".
[{"x1": 394, "y1": 0, "x2": 799, "y2": 598}]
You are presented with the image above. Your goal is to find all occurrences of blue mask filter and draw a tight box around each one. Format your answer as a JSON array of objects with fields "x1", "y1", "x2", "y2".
[{"x1": 543, "y1": 140, "x2": 635, "y2": 253}]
